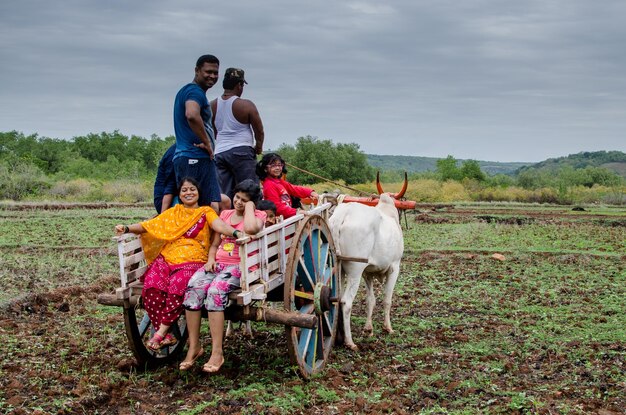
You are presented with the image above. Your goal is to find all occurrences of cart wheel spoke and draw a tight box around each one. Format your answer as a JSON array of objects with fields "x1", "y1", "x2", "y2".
[
  {"x1": 294, "y1": 290, "x2": 315, "y2": 301},
  {"x1": 297, "y1": 256, "x2": 316, "y2": 290},
  {"x1": 321, "y1": 312, "x2": 333, "y2": 337},
  {"x1": 298, "y1": 303, "x2": 315, "y2": 315}
]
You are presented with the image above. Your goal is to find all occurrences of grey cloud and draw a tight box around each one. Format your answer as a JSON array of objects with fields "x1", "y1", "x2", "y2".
[{"x1": 0, "y1": 0, "x2": 625, "y2": 161}]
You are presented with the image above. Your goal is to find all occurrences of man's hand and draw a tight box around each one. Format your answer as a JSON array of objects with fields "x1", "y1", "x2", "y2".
[{"x1": 193, "y1": 142, "x2": 214, "y2": 159}]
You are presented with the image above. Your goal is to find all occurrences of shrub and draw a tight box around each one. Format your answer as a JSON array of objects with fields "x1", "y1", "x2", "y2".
[
  {"x1": 47, "y1": 179, "x2": 93, "y2": 199},
  {"x1": 441, "y1": 180, "x2": 469, "y2": 202},
  {"x1": 406, "y1": 179, "x2": 442, "y2": 202},
  {"x1": 0, "y1": 161, "x2": 50, "y2": 200},
  {"x1": 97, "y1": 180, "x2": 151, "y2": 203}
]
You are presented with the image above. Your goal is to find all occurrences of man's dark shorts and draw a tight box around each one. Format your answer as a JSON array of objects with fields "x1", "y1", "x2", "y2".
[
  {"x1": 215, "y1": 145, "x2": 259, "y2": 200},
  {"x1": 173, "y1": 156, "x2": 221, "y2": 206}
]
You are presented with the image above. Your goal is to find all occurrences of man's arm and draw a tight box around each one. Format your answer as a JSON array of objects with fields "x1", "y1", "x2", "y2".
[
  {"x1": 185, "y1": 100, "x2": 214, "y2": 158},
  {"x1": 248, "y1": 102, "x2": 264, "y2": 155},
  {"x1": 210, "y1": 99, "x2": 218, "y2": 134},
  {"x1": 234, "y1": 99, "x2": 264, "y2": 154},
  {"x1": 160, "y1": 194, "x2": 174, "y2": 213}
]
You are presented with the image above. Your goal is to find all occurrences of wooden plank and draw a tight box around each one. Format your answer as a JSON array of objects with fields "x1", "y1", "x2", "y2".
[
  {"x1": 246, "y1": 269, "x2": 261, "y2": 284},
  {"x1": 124, "y1": 280, "x2": 144, "y2": 297},
  {"x1": 122, "y1": 237, "x2": 143, "y2": 253},
  {"x1": 265, "y1": 244, "x2": 280, "y2": 258},
  {"x1": 125, "y1": 266, "x2": 147, "y2": 285},
  {"x1": 98, "y1": 293, "x2": 141, "y2": 307},
  {"x1": 244, "y1": 239, "x2": 260, "y2": 251},
  {"x1": 117, "y1": 239, "x2": 128, "y2": 287},
  {"x1": 237, "y1": 273, "x2": 285, "y2": 305},
  {"x1": 224, "y1": 306, "x2": 317, "y2": 329},
  {"x1": 123, "y1": 251, "x2": 145, "y2": 268},
  {"x1": 244, "y1": 252, "x2": 261, "y2": 268},
  {"x1": 116, "y1": 286, "x2": 130, "y2": 300}
]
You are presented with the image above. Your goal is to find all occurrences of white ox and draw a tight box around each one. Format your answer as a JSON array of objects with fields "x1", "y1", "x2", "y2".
[{"x1": 328, "y1": 193, "x2": 404, "y2": 350}]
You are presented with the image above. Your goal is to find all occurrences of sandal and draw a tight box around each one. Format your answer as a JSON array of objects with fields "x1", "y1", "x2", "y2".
[
  {"x1": 160, "y1": 333, "x2": 178, "y2": 347},
  {"x1": 146, "y1": 332, "x2": 164, "y2": 350},
  {"x1": 202, "y1": 356, "x2": 225, "y2": 374},
  {"x1": 179, "y1": 348, "x2": 205, "y2": 371}
]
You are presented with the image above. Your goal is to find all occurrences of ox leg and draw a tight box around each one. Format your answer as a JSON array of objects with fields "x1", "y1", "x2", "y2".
[
  {"x1": 243, "y1": 321, "x2": 254, "y2": 338},
  {"x1": 382, "y1": 265, "x2": 400, "y2": 334},
  {"x1": 340, "y1": 269, "x2": 363, "y2": 351},
  {"x1": 225, "y1": 321, "x2": 253, "y2": 339},
  {"x1": 225, "y1": 320, "x2": 234, "y2": 338},
  {"x1": 363, "y1": 277, "x2": 376, "y2": 337}
]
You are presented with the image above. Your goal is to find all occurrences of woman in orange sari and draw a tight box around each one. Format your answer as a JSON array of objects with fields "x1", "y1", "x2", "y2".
[{"x1": 114, "y1": 177, "x2": 240, "y2": 350}]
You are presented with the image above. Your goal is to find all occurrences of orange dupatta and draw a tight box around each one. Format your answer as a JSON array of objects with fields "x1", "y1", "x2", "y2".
[{"x1": 140, "y1": 205, "x2": 217, "y2": 264}]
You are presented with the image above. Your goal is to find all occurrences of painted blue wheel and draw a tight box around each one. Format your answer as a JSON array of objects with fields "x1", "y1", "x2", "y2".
[{"x1": 284, "y1": 214, "x2": 340, "y2": 378}]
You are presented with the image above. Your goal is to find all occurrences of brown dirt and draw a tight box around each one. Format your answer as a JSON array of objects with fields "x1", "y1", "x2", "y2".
[{"x1": 1, "y1": 205, "x2": 624, "y2": 414}]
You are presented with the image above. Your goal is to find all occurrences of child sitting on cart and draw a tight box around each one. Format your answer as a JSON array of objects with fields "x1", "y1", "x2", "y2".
[
  {"x1": 256, "y1": 153, "x2": 318, "y2": 219},
  {"x1": 257, "y1": 199, "x2": 277, "y2": 226},
  {"x1": 179, "y1": 179, "x2": 266, "y2": 372}
]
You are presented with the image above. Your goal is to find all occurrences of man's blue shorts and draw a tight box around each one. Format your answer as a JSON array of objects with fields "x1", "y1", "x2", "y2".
[{"x1": 173, "y1": 156, "x2": 221, "y2": 206}]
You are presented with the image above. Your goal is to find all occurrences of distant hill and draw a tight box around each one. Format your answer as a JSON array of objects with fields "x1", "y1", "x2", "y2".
[
  {"x1": 516, "y1": 150, "x2": 626, "y2": 178},
  {"x1": 366, "y1": 154, "x2": 529, "y2": 175}
]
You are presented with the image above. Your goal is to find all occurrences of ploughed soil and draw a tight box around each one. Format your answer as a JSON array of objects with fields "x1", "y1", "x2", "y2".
[{"x1": 1, "y1": 206, "x2": 625, "y2": 414}]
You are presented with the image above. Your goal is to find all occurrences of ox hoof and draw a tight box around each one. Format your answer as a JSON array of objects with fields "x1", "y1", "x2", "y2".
[
  {"x1": 383, "y1": 326, "x2": 394, "y2": 334},
  {"x1": 346, "y1": 343, "x2": 359, "y2": 351}
]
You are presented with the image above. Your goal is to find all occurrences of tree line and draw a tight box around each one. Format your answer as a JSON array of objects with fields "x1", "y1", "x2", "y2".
[
  {"x1": 0, "y1": 131, "x2": 375, "y2": 200},
  {"x1": 0, "y1": 130, "x2": 623, "y2": 202}
]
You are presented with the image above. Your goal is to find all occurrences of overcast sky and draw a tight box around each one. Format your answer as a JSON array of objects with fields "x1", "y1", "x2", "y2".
[{"x1": 1, "y1": 1, "x2": 625, "y2": 162}]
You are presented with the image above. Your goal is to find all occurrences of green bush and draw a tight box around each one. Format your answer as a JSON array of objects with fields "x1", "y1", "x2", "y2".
[
  {"x1": 0, "y1": 160, "x2": 51, "y2": 200},
  {"x1": 47, "y1": 179, "x2": 94, "y2": 199},
  {"x1": 98, "y1": 180, "x2": 151, "y2": 203}
]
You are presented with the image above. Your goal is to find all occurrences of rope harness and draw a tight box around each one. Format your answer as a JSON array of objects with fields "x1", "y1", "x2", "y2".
[{"x1": 284, "y1": 162, "x2": 372, "y2": 197}]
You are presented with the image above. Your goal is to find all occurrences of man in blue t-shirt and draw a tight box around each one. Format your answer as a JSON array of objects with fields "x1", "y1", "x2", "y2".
[
  {"x1": 172, "y1": 54, "x2": 222, "y2": 211},
  {"x1": 153, "y1": 143, "x2": 177, "y2": 214}
]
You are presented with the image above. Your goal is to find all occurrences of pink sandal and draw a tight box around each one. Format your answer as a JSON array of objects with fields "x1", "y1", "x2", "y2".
[
  {"x1": 146, "y1": 333, "x2": 164, "y2": 350},
  {"x1": 161, "y1": 333, "x2": 178, "y2": 347}
]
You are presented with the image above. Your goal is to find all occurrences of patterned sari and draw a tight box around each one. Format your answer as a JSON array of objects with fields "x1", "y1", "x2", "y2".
[{"x1": 139, "y1": 204, "x2": 219, "y2": 329}]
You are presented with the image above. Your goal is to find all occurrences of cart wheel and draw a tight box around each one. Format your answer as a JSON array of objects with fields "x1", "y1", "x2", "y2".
[
  {"x1": 285, "y1": 214, "x2": 340, "y2": 378},
  {"x1": 123, "y1": 300, "x2": 188, "y2": 369}
]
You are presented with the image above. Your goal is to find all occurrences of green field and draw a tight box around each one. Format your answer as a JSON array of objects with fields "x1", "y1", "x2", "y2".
[{"x1": 0, "y1": 203, "x2": 624, "y2": 414}]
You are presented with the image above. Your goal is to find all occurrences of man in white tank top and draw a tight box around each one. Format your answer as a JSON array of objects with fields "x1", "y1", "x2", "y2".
[{"x1": 211, "y1": 68, "x2": 265, "y2": 205}]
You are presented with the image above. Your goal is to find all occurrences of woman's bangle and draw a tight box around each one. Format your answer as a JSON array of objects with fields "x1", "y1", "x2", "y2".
[
  {"x1": 233, "y1": 230, "x2": 240, "y2": 239},
  {"x1": 124, "y1": 225, "x2": 130, "y2": 233}
]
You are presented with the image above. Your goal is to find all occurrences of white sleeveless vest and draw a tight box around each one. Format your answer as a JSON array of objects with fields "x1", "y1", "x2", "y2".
[{"x1": 214, "y1": 96, "x2": 254, "y2": 154}]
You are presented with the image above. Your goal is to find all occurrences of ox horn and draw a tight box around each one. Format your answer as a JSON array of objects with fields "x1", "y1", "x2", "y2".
[
  {"x1": 375, "y1": 171, "x2": 409, "y2": 199},
  {"x1": 375, "y1": 171, "x2": 384, "y2": 195},
  {"x1": 395, "y1": 172, "x2": 408, "y2": 199}
]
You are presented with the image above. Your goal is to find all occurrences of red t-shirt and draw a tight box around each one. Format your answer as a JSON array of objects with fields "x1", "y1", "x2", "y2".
[{"x1": 261, "y1": 177, "x2": 313, "y2": 219}]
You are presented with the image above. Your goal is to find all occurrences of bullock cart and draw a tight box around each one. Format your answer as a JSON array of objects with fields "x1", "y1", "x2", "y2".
[{"x1": 97, "y1": 203, "x2": 341, "y2": 378}]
